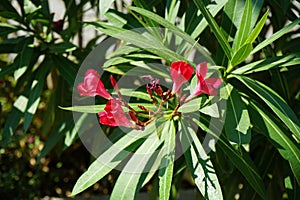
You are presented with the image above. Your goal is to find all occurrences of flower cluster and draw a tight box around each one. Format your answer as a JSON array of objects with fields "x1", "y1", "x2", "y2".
[{"x1": 77, "y1": 61, "x2": 221, "y2": 129}]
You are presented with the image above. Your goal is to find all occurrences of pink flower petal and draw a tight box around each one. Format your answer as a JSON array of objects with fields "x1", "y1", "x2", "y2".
[
  {"x1": 170, "y1": 61, "x2": 194, "y2": 93},
  {"x1": 98, "y1": 99, "x2": 131, "y2": 127},
  {"x1": 77, "y1": 69, "x2": 112, "y2": 99}
]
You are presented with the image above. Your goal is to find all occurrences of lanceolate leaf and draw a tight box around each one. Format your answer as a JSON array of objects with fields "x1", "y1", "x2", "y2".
[
  {"x1": 23, "y1": 58, "x2": 51, "y2": 131},
  {"x1": 110, "y1": 123, "x2": 164, "y2": 200},
  {"x1": 88, "y1": 21, "x2": 184, "y2": 62},
  {"x1": 251, "y1": 18, "x2": 300, "y2": 55},
  {"x1": 232, "y1": 0, "x2": 252, "y2": 52},
  {"x1": 245, "y1": 10, "x2": 269, "y2": 45},
  {"x1": 232, "y1": 75, "x2": 300, "y2": 141},
  {"x1": 230, "y1": 43, "x2": 253, "y2": 67},
  {"x1": 249, "y1": 101, "x2": 300, "y2": 185},
  {"x1": 224, "y1": 84, "x2": 251, "y2": 144},
  {"x1": 159, "y1": 120, "x2": 176, "y2": 200},
  {"x1": 193, "y1": 117, "x2": 266, "y2": 198},
  {"x1": 179, "y1": 120, "x2": 223, "y2": 200},
  {"x1": 99, "y1": 0, "x2": 115, "y2": 17},
  {"x1": 193, "y1": 0, "x2": 232, "y2": 60},
  {"x1": 71, "y1": 122, "x2": 157, "y2": 196},
  {"x1": 232, "y1": 52, "x2": 300, "y2": 74},
  {"x1": 127, "y1": 6, "x2": 214, "y2": 63}
]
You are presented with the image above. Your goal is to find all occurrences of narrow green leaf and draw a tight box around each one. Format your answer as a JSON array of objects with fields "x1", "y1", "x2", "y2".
[
  {"x1": 49, "y1": 42, "x2": 77, "y2": 53},
  {"x1": 245, "y1": 10, "x2": 269, "y2": 45},
  {"x1": 2, "y1": 102, "x2": 24, "y2": 147},
  {"x1": 232, "y1": 75, "x2": 300, "y2": 141},
  {"x1": 193, "y1": 117, "x2": 266, "y2": 198},
  {"x1": 232, "y1": 53, "x2": 300, "y2": 74},
  {"x1": 110, "y1": 124, "x2": 163, "y2": 200},
  {"x1": 249, "y1": 101, "x2": 300, "y2": 184},
  {"x1": 232, "y1": 0, "x2": 252, "y2": 51},
  {"x1": 23, "y1": 58, "x2": 51, "y2": 131},
  {"x1": 24, "y1": 0, "x2": 40, "y2": 14},
  {"x1": 177, "y1": 98, "x2": 202, "y2": 113},
  {"x1": 99, "y1": 0, "x2": 115, "y2": 17},
  {"x1": 224, "y1": 84, "x2": 251, "y2": 144},
  {"x1": 71, "y1": 122, "x2": 157, "y2": 196},
  {"x1": 251, "y1": 18, "x2": 300, "y2": 55},
  {"x1": 179, "y1": 120, "x2": 223, "y2": 200},
  {"x1": 59, "y1": 105, "x2": 105, "y2": 113},
  {"x1": 199, "y1": 103, "x2": 220, "y2": 118},
  {"x1": 159, "y1": 120, "x2": 175, "y2": 200},
  {"x1": 37, "y1": 117, "x2": 73, "y2": 162},
  {"x1": 230, "y1": 43, "x2": 253, "y2": 67},
  {"x1": 127, "y1": 6, "x2": 214, "y2": 63},
  {"x1": 188, "y1": 0, "x2": 228, "y2": 39},
  {"x1": 52, "y1": 55, "x2": 78, "y2": 86},
  {"x1": 165, "y1": 0, "x2": 181, "y2": 24},
  {"x1": 193, "y1": 0, "x2": 232, "y2": 60},
  {"x1": 88, "y1": 21, "x2": 184, "y2": 62}
]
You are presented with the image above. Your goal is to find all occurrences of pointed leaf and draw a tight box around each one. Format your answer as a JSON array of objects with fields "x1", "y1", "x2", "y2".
[
  {"x1": 224, "y1": 84, "x2": 251, "y2": 144},
  {"x1": 251, "y1": 18, "x2": 300, "y2": 55},
  {"x1": 110, "y1": 124, "x2": 163, "y2": 200},
  {"x1": 230, "y1": 43, "x2": 253, "y2": 67},
  {"x1": 179, "y1": 120, "x2": 223, "y2": 200},
  {"x1": 193, "y1": 117, "x2": 266, "y2": 198},
  {"x1": 159, "y1": 120, "x2": 175, "y2": 200},
  {"x1": 249, "y1": 102, "x2": 300, "y2": 185},
  {"x1": 193, "y1": 0, "x2": 232, "y2": 60},
  {"x1": 232, "y1": 0, "x2": 252, "y2": 51},
  {"x1": 71, "y1": 122, "x2": 157, "y2": 196},
  {"x1": 232, "y1": 75, "x2": 300, "y2": 141}
]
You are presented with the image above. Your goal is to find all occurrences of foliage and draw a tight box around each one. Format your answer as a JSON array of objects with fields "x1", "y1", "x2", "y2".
[{"x1": 0, "y1": 0, "x2": 300, "y2": 199}]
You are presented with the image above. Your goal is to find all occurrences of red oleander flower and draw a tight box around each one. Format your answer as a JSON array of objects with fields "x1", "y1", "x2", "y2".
[
  {"x1": 77, "y1": 69, "x2": 112, "y2": 99},
  {"x1": 186, "y1": 62, "x2": 221, "y2": 102},
  {"x1": 170, "y1": 61, "x2": 194, "y2": 94},
  {"x1": 98, "y1": 99, "x2": 132, "y2": 127}
]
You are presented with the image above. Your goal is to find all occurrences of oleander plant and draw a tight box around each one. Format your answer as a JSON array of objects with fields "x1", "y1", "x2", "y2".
[{"x1": 0, "y1": 0, "x2": 300, "y2": 199}]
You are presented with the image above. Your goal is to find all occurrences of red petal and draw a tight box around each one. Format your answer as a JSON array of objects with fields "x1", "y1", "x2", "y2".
[
  {"x1": 170, "y1": 61, "x2": 194, "y2": 93},
  {"x1": 77, "y1": 69, "x2": 112, "y2": 99}
]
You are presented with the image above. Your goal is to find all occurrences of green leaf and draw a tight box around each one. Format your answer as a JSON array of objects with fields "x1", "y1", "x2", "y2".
[
  {"x1": 224, "y1": 84, "x2": 251, "y2": 144},
  {"x1": 199, "y1": 103, "x2": 220, "y2": 118},
  {"x1": 99, "y1": 0, "x2": 115, "y2": 17},
  {"x1": 230, "y1": 43, "x2": 253, "y2": 67},
  {"x1": 23, "y1": 58, "x2": 51, "y2": 131},
  {"x1": 193, "y1": 117, "x2": 266, "y2": 198},
  {"x1": 127, "y1": 6, "x2": 214, "y2": 63},
  {"x1": 0, "y1": 23, "x2": 18, "y2": 36},
  {"x1": 232, "y1": 53, "x2": 300, "y2": 74},
  {"x1": 64, "y1": 113, "x2": 88, "y2": 147},
  {"x1": 251, "y1": 18, "x2": 300, "y2": 55},
  {"x1": 49, "y1": 42, "x2": 77, "y2": 53},
  {"x1": 245, "y1": 10, "x2": 269, "y2": 45},
  {"x1": 110, "y1": 125, "x2": 163, "y2": 200},
  {"x1": 188, "y1": 0, "x2": 228, "y2": 39},
  {"x1": 24, "y1": 0, "x2": 40, "y2": 14},
  {"x1": 193, "y1": 0, "x2": 232, "y2": 60},
  {"x1": 165, "y1": 0, "x2": 181, "y2": 24},
  {"x1": 179, "y1": 120, "x2": 223, "y2": 200},
  {"x1": 59, "y1": 105, "x2": 105, "y2": 113},
  {"x1": 88, "y1": 21, "x2": 184, "y2": 62},
  {"x1": 177, "y1": 98, "x2": 201, "y2": 113},
  {"x1": 37, "y1": 116, "x2": 74, "y2": 162},
  {"x1": 232, "y1": 75, "x2": 300, "y2": 141},
  {"x1": 232, "y1": 0, "x2": 252, "y2": 52},
  {"x1": 159, "y1": 120, "x2": 175, "y2": 200},
  {"x1": 2, "y1": 97, "x2": 26, "y2": 147},
  {"x1": 71, "y1": 122, "x2": 157, "y2": 196},
  {"x1": 52, "y1": 55, "x2": 78, "y2": 86},
  {"x1": 249, "y1": 101, "x2": 300, "y2": 185}
]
